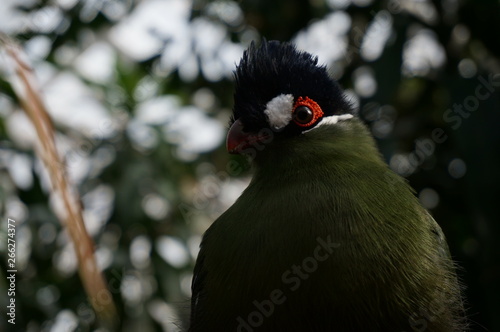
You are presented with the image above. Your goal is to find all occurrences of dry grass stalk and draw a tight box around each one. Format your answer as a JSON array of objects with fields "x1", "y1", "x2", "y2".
[{"x1": 1, "y1": 36, "x2": 118, "y2": 328}]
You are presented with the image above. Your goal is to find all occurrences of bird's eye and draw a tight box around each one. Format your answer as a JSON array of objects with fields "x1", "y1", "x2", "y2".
[
  {"x1": 293, "y1": 106, "x2": 313, "y2": 125},
  {"x1": 292, "y1": 97, "x2": 324, "y2": 127}
]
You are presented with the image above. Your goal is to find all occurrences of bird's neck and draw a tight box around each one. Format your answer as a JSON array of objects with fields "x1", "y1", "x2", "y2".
[{"x1": 251, "y1": 118, "x2": 388, "y2": 183}]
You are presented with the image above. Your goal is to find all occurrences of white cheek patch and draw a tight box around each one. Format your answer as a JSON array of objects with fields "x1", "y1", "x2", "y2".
[
  {"x1": 264, "y1": 94, "x2": 294, "y2": 130},
  {"x1": 304, "y1": 113, "x2": 354, "y2": 133}
]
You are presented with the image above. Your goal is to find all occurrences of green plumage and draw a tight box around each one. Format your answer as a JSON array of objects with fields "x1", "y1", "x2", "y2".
[{"x1": 190, "y1": 118, "x2": 464, "y2": 331}]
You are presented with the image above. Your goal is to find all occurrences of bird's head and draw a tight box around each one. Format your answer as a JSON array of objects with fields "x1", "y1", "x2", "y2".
[{"x1": 227, "y1": 40, "x2": 354, "y2": 155}]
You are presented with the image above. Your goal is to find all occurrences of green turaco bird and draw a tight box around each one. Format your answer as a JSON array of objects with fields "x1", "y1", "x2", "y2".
[{"x1": 189, "y1": 41, "x2": 465, "y2": 332}]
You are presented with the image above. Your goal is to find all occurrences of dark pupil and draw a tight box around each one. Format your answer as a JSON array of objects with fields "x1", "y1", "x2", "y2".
[{"x1": 295, "y1": 106, "x2": 313, "y2": 123}]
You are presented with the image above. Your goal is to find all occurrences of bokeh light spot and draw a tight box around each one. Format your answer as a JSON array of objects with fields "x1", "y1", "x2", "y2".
[
  {"x1": 448, "y1": 158, "x2": 467, "y2": 179},
  {"x1": 419, "y1": 188, "x2": 440, "y2": 209}
]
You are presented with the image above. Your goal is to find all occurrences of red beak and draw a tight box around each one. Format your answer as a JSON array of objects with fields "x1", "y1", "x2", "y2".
[{"x1": 226, "y1": 119, "x2": 272, "y2": 154}]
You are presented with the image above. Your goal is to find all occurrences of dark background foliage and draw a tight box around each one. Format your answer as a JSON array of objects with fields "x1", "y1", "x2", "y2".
[{"x1": 0, "y1": 0, "x2": 499, "y2": 331}]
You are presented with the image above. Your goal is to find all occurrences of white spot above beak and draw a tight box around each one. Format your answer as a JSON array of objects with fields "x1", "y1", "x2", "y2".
[{"x1": 264, "y1": 94, "x2": 294, "y2": 130}]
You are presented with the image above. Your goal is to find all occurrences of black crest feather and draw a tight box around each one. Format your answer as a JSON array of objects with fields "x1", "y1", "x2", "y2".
[{"x1": 232, "y1": 40, "x2": 352, "y2": 132}]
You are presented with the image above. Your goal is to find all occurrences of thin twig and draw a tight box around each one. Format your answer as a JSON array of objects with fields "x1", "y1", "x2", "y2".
[{"x1": 1, "y1": 35, "x2": 118, "y2": 329}]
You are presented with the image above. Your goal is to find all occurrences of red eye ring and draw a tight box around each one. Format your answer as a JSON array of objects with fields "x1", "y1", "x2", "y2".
[{"x1": 292, "y1": 97, "x2": 324, "y2": 127}]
